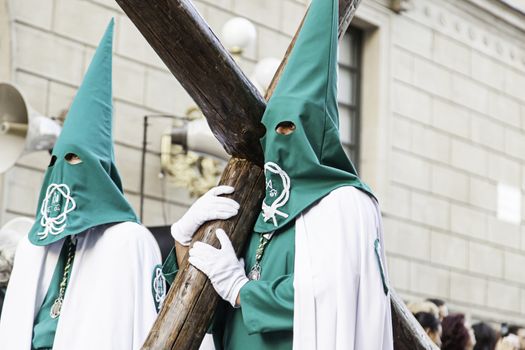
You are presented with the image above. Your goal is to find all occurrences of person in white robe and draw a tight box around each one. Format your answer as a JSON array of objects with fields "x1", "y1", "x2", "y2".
[
  {"x1": 0, "y1": 19, "x2": 160, "y2": 350},
  {"x1": 158, "y1": 0, "x2": 394, "y2": 348}
]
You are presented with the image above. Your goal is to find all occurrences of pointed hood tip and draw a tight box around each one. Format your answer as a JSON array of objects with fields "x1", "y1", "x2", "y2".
[
  {"x1": 107, "y1": 17, "x2": 115, "y2": 37},
  {"x1": 53, "y1": 20, "x2": 115, "y2": 159},
  {"x1": 270, "y1": 0, "x2": 338, "y2": 114},
  {"x1": 102, "y1": 18, "x2": 115, "y2": 50}
]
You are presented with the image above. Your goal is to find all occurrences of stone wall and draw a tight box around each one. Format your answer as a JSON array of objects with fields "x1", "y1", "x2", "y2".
[{"x1": 382, "y1": 0, "x2": 525, "y2": 324}]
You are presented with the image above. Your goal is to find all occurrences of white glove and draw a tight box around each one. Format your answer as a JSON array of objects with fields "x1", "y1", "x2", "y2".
[
  {"x1": 171, "y1": 186, "x2": 239, "y2": 246},
  {"x1": 189, "y1": 229, "x2": 249, "y2": 307}
]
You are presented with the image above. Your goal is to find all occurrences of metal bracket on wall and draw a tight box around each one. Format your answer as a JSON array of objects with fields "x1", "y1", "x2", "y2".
[{"x1": 139, "y1": 114, "x2": 179, "y2": 222}]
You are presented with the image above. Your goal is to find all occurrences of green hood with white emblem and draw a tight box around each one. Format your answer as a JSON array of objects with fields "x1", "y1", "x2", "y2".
[
  {"x1": 28, "y1": 19, "x2": 138, "y2": 246},
  {"x1": 253, "y1": 0, "x2": 373, "y2": 233}
]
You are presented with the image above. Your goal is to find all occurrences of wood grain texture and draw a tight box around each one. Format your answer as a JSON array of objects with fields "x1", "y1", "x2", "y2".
[
  {"x1": 114, "y1": 0, "x2": 438, "y2": 349},
  {"x1": 391, "y1": 291, "x2": 440, "y2": 350}
]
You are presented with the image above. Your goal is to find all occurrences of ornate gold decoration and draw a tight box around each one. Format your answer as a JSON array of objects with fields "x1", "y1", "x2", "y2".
[{"x1": 160, "y1": 110, "x2": 225, "y2": 197}]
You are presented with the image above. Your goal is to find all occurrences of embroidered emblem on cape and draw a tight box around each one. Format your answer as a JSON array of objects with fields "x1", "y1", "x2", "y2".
[
  {"x1": 262, "y1": 162, "x2": 290, "y2": 227},
  {"x1": 37, "y1": 184, "x2": 76, "y2": 240},
  {"x1": 152, "y1": 265, "x2": 167, "y2": 311}
]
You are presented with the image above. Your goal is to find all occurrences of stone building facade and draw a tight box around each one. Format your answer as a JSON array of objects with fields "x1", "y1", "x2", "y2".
[{"x1": 0, "y1": 0, "x2": 524, "y2": 324}]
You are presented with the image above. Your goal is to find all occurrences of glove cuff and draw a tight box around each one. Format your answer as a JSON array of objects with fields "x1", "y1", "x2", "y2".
[
  {"x1": 227, "y1": 276, "x2": 249, "y2": 308},
  {"x1": 171, "y1": 222, "x2": 192, "y2": 246}
]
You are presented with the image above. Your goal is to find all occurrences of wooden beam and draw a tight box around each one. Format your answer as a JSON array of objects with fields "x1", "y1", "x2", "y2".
[
  {"x1": 115, "y1": 0, "x2": 440, "y2": 349},
  {"x1": 391, "y1": 291, "x2": 440, "y2": 350}
]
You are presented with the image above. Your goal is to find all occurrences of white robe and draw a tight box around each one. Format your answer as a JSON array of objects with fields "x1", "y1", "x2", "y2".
[
  {"x1": 0, "y1": 222, "x2": 161, "y2": 350},
  {"x1": 293, "y1": 186, "x2": 394, "y2": 350},
  {"x1": 200, "y1": 186, "x2": 394, "y2": 350}
]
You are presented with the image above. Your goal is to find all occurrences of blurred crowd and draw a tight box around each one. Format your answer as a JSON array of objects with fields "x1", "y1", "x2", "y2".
[{"x1": 408, "y1": 298, "x2": 525, "y2": 350}]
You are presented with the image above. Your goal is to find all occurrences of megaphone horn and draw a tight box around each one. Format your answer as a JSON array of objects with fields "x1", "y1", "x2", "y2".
[{"x1": 0, "y1": 82, "x2": 62, "y2": 173}]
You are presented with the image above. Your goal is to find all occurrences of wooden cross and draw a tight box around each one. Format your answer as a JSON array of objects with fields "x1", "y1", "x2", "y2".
[{"x1": 114, "y1": 1, "x2": 439, "y2": 349}]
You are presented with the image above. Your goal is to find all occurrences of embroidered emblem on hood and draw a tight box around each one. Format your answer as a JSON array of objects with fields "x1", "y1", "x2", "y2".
[
  {"x1": 38, "y1": 184, "x2": 76, "y2": 240},
  {"x1": 262, "y1": 162, "x2": 290, "y2": 227}
]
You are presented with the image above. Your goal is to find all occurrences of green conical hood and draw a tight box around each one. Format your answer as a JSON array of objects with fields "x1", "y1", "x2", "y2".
[
  {"x1": 54, "y1": 19, "x2": 115, "y2": 161},
  {"x1": 28, "y1": 19, "x2": 139, "y2": 246},
  {"x1": 254, "y1": 0, "x2": 373, "y2": 233}
]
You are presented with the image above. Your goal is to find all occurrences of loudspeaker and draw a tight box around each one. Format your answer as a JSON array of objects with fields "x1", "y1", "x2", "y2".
[
  {"x1": 170, "y1": 118, "x2": 229, "y2": 160},
  {"x1": 0, "y1": 82, "x2": 61, "y2": 173}
]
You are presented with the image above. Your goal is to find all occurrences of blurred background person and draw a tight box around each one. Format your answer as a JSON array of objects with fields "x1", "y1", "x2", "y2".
[
  {"x1": 507, "y1": 326, "x2": 525, "y2": 350},
  {"x1": 408, "y1": 300, "x2": 440, "y2": 320},
  {"x1": 0, "y1": 218, "x2": 33, "y2": 316},
  {"x1": 496, "y1": 334, "x2": 520, "y2": 350},
  {"x1": 407, "y1": 300, "x2": 442, "y2": 347},
  {"x1": 495, "y1": 325, "x2": 525, "y2": 350},
  {"x1": 473, "y1": 322, "x2": 498, "y2": 350},
  {"x1": 442, "y1": 313, "x2": 476, "y2": 350},
  {"x1": 413, "y1": 311, "x2": 442, "y2": 347},
  {"x1": 427, "y1": 298, "x2": 449, "y2": 321},
  {"x1": 0, "y1": 248, "x2": 10, "y2": 314},
  {"x1": 519, "y1": 328, "x2": 525, "y2": 350}
]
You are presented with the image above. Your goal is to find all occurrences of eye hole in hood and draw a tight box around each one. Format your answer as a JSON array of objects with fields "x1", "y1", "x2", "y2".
[
  {"x1": 48, "y1": 156, "x2": 57, "y2": 167},
  {"x1": 65, "y1": 153, "x2": 83, "y2": 165},
  {"x1": 275, "y1": 121, "x2": 296, "y2": 135}
]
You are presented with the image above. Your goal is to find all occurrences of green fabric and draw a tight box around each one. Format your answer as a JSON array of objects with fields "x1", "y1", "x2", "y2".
[
  {"x1": 214, "y1": 224, "x2": 295, "y2": 350},
  {"x1": 32, "y1": 238, "x2": 76, "y2": 349},
  {"x1": 28, "y1": 19, "x2": 138, "y2": 246},
  {"x1": 160, "y1": 248, "x2": 179, "y2": 285},
  {"x1": 254, "y1": 0, "x2": 372, "y2": 233},
  {"x1": 150, "y1": 248, "x2": 179, "y2": 311}
]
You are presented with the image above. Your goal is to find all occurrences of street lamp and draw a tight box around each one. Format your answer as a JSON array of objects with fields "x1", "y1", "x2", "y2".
[{"x1": 221, "y1": 17, "x2": 257, "y2": 57}]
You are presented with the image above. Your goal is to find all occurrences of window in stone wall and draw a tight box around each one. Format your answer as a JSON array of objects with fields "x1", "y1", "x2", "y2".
[{"x1": 338, "y1": 27, "x2": 362, "y2": 170}]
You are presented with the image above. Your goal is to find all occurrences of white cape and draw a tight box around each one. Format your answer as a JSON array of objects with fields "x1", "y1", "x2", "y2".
[
  {"x1": 0, "y1": 222, "x2": 161, "y2": 350},
  {"x1": 293, "y1": 186, "x2": 394, "y2": 350}
]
